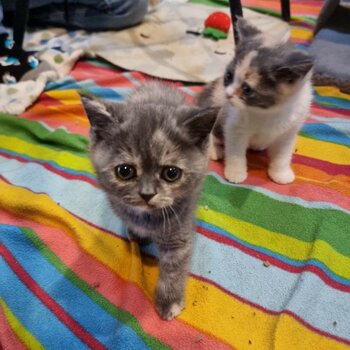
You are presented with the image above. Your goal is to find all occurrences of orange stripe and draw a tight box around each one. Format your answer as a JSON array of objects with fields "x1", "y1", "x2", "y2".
[
  {"x1": 22, "y1": 103, "x2": 89, "y2": 136},
  {"x1": 243, "y1": 0, "x2": 321, "y2": 16}
]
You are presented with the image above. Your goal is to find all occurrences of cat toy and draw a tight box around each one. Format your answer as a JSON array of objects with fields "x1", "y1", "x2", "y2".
[{"x1": 203, "y1": 12, "x2": 231, "y2": 40}]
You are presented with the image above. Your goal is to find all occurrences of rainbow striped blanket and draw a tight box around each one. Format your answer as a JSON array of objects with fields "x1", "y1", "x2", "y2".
[{"x1": 1, "y1": 1, "x2": 350, "y2": 349}]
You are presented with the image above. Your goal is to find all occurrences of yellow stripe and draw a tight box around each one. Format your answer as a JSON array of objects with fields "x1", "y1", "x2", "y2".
[
  {"x1": 0, "y1": 135, "x2": 93, "y2": 174},
  {"x1": 46, "y1": 89, "x2": 81, "y2": 105},
  {"x1": 296, "y1": 136, "x2": 350, "y2": 165},
  {"x1": 1, "y1": 180, "x2": 347, "y2": 349},
  {"x1": 315, "y1": 86, "x2": 350, "y2": 101},
  {"x1": 0, "y1": 298, "x2": 45, "y2": 350},
  {"x1": 290, "y1": 27, "x2": 313, "y2": 41},
  {"x1": 274, "y1": 313, "x2": 348, "y2": 350},
  {"x1": 197, "y1": 206, "x2": 350, "y2": 281}
]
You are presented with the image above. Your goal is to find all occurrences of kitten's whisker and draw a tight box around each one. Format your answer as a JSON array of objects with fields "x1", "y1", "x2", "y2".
[
  {"x1": 169, "y1": 205, "x2": 181, "y2": 229},
  {"x1": 164, "y1": 207, "x2": 172, "y2": 234},
  {"x1": 161, "y1": 208, "x2": 166, "y2": 236}
]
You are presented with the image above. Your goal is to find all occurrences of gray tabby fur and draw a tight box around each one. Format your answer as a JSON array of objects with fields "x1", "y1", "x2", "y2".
[{"x1": 80, "y1": 81, "x2": 217, "y2": 320}]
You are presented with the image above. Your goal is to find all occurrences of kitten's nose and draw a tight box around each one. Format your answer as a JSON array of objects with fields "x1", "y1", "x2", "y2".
[
  {"x1": 225, "y1": 85, "x2": 235, "y2": 98},
  {"x1": 139, "y1": 192, "x2": 156, "y2": 203}
]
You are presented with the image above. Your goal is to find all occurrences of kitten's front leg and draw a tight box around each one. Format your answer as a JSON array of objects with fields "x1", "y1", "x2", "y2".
[
  {"x1": 268, "y1": 128, "x2": 299, "y2": 184},
  {"x1": 128, "y1": 229, "x2": 152, "y2": 246},
  {"x1": 224, "y1": 121, "x2": 250, "y2": 183},
  {"x1": 155, "y1": 238, "x2": 192, "y2": 320}
]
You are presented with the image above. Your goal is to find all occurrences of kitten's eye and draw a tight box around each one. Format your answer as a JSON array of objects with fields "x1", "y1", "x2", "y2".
[
  {"x1": 161, "y1": 166, "x2": 182, "y2": 182},
  {"x1": 115, "y1": 164, "x2": 136, "y2": 180},
  {"x1": 242, "y1": 82, "x2": 253, "y2": 95},
  {"x1": 224, "y1": 71, "x2": 233, "y2": 85}
]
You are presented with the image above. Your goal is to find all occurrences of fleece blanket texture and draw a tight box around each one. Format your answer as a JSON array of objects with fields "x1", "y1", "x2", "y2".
[
  {"x1": 0, "y1": 1, "x2": 350, "y2": 349},
  {"x1": 0, "y1": 1, "x2": 289, "y2": 115}
]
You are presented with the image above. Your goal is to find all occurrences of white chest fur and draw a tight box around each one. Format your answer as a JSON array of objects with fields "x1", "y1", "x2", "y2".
[
  {"x1": 220, "y1": 78, "x2": 313, "y2": 184},
  {"x1": 225, "y1": 79, "x2": 313, "y2": 150}
]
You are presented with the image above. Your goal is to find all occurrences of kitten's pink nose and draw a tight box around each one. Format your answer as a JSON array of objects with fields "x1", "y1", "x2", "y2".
[
  {"x1": 225, "y1": 86, "x2": 235, "y2": 98},
  {"x1": 139, "y1": 192, "x2": 156, "y2": 202}
]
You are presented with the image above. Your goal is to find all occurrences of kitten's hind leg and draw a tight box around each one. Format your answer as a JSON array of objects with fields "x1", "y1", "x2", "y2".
[
  {"x1": 155, "y1": 237, "x2": 192, "y2": 320},
  {"x1": 268, "y1": 129, "x2": 298, "y2": 184},
  {"x1": 209, "y1": 134, "x2": 224, "y2": 160}
]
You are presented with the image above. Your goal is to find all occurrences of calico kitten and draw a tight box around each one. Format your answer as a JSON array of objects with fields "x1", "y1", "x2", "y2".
[
  {"x1": 197, "y1": 18, "x2": 313, "y2": 184},
  {"x1": 80, "y1": 82, "x2": 216, "y2": 320}
]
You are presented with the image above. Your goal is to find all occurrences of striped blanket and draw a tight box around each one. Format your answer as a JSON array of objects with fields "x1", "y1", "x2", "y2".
[{"x1": 1, "y1": 1, "x2": 350, "y2": 349}]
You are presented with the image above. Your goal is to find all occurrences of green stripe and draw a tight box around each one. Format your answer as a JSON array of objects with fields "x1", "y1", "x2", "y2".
[
  {"x1": 0, "y1": 114, "x2": 88, "y2": 157},
  {"x1": 189, "y1": 0, "x2": 228, "y2": 7},
  {"x1": 21, "y1": 227, "x2": 170, "y2": 350},
  {"x1": 200, "y1": 175, "x2": 350, "y2": 257}
]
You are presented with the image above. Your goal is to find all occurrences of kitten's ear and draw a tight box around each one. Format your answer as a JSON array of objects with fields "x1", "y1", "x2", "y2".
[
  {"x1": 182, "y1": 107, "x2": 218, "y2": 148},
  {"x1": 80, "y1": 93, "x2": 114, "y2": 128},
  {"x1": 79, "y1": 93, "x2": 124, "y2": 141},
  {"x1": 274, "y1": 51, "x2": 313, "y2": 83},
  {"x1": 235, "y1": 17, "x2": 261, "y2": 42}
]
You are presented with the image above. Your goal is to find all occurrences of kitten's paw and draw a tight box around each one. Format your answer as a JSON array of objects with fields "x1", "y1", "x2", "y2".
[
  {"x1": 156, "y1": 300, "x2": 184, "y2": 321},
  {"x1": 250, "y1": 144, "x2": 267, "y2": 152},
  {"x1": 224, "y1": 165, "x2": 247, "y2": 183},
  {"x1": 268, "y1": 167, "x2": 295, "y2": 184}
]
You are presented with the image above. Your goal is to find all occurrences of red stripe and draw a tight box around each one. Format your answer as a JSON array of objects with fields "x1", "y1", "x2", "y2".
[
  {"x1": 196, "y1": 226, "x2": 350, "y2": 293},
  {"x1": 293, "y1": 154, "x2": 350, "y2": 176},
  {"x1": 36, "y1": 93, "x2": 65, "y2": 107},
  {"x1": 290, "y1": 21, "x2": 315, "y2": 29},
  {"x1": 0, "y1": 306, "x2": 27, "y2": 350},
  {"x1": 312, "y1": 103, "x2": 350, "y2": 117},
  {"x1": 0, "y1": 244, "x2": 106, "y2": 350}
]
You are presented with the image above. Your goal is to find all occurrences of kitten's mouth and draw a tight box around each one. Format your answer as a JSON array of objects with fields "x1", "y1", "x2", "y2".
[{"x1": 132, "y1": 201, "x2": 168, "y2": 212}]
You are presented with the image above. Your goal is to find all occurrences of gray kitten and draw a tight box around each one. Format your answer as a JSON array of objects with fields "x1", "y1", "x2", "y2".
[
  {"x1": 80, "y1": 82, "x2": 216, "y2": 320},
  {"x1": 197, "y1": 18, "x2": 313, "y2": 184}
]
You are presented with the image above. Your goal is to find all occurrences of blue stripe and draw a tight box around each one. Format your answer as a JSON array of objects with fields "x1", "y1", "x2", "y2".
[
  {"x1": 87, "y1": 87, "x2": 124, "y2": 102},
  {"x1": 196, "y1": 220, "x2": 350, "y2": 288},
  {"x1": 1, "y1": 225, "x2": 150, "y2": 350},
  {"x1": 45, "y1": 77, "x2": 81, "y2": 91},
  {"x1": 0, "y1": 228, "x2": 87, "y2": 349},
  {"x1": 313, "y1": 93, "x2": 350, "y2": 110},
  {"x1": 0, "y1": 260, "x2": 89, "y2": 349},
  {"x1": 301, "y1": 123, "x2": 350, "y2": 146}
]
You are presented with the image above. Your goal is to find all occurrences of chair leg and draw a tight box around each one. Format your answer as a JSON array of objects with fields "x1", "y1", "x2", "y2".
[
  {"x1": 281, "y1": 0, "x2": 291, "y2": 21},
  {"x1": 229, "y1": 0, "x2": 243, "y2": 44},
  {"x1": 13, "y1": 0, "x2": 30, "y2": 50}
]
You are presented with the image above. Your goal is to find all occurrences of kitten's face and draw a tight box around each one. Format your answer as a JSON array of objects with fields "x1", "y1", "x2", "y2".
[
  {"x1": 81, "y1": 94, "x2": 216, "y2": 212},
  {"x1": 96, "y1": 118, "x2": 206, "y2": 211},
  {"x1": 223, "y1": 19, "x2": 313, "y2": 111}
]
